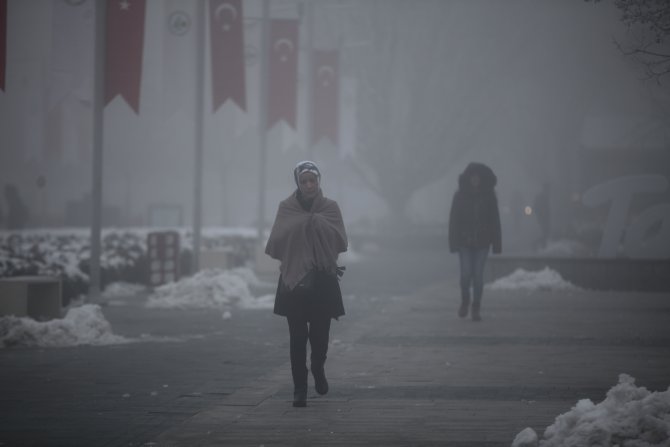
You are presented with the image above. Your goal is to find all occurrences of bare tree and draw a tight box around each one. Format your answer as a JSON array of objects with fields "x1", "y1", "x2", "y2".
[
  {"x1": 591, "y1": 0, "x2": 670, "y2": 83},
  {"x1": 344, "y1": 1, "x2": 497, "y2": 224}
]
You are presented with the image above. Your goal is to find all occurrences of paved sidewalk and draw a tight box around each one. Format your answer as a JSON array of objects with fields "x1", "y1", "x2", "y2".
[
  {"x1": 2, "y1": 245, "x2": 669, "y2": 446},
  {"x1": 153, "y1": 282, "x2": 670, "y2": 446}
]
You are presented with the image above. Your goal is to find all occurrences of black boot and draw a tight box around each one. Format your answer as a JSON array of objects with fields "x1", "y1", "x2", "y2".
[
  {"x1": 311, "y1": 364, "x2": 329, "y2": 395},
  {"x1": 292, "y1": 366, "x2": 308, "y2": 407},
  {"x1": 293, "y1": 387, "x2": 307, "y2": 407}
]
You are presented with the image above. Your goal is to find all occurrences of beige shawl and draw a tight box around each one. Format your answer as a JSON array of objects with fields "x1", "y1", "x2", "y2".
[{"x1": 265, "y1": 190, "x2": 348, "y2": 290}]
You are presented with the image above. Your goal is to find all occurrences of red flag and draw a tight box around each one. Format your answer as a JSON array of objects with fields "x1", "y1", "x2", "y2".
[
  {"x1": 105, "y1": 0, "x2": 146, "y2": 114},
  {"x1": 312, "y1": 49, "x2": 339, "y2": 146},
  {"x1": 210, "y1": 0, "x2": 245, "y2": 112},
  {"x1": 0, "y1": 0, "x2": 6, "y2": 92},
  {"x1": 267, "y1": 19, "x2": 298, "y2": 130}
]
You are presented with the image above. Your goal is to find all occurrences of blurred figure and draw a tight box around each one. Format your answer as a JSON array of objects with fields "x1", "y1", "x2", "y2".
[
  {"x1": 511, "y1": 190, "x2": 524, "y2": 229},
  {"x1": 448, "y1": 163, "x2": 502, "y2": 321},
  {"x1": 533, "y1": 182, "x2": 552, "y2": 250},
  {"x1": 4, "y1": 184, "x2": 30, "y2": 230},
  {"x1": 265, "y1": 161, "x2": 348, "y2": 408}
]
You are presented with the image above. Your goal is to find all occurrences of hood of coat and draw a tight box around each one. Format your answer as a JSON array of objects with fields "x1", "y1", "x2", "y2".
[{"x1": 458, "y1": 162, "x2": 497, "y2": 192}]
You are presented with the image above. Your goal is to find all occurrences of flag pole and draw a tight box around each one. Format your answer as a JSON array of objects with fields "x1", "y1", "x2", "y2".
[
  {"x1": 89, "y1": 0, "x2": 106, "y2": 303},
  {"x1": 256, "y1": 0, "x2": 269, "y2": 247},
  {"x1": 302, "y1": 0, "x2": 314, "y2": 159},
  {"x1": 192, "y1": 0, "x2": 206, "y2": 273}
]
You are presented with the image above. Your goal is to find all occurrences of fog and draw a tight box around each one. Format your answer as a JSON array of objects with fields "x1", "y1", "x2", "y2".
[{"x1": 1, "y1": 0, "x2": 669, "y2": 256}]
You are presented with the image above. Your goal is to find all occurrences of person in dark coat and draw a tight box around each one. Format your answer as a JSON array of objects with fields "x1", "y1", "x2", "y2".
[
  {"x1": 448, "y1": 162, "x2": 502, "y2": 321},
  {"x1": 265, "y1": 161, "x2": 348, "y2": 407}
]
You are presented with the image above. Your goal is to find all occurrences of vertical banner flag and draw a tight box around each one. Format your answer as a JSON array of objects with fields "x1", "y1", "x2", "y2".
[
  {"x1": 163, "y1": 0, "x2": 197, "y2": 118},
  {"x1": 105, "y1": 0, "x2": 146, "y2": 114},
  {"x1": 0, "y1": 0, "x2": 6, "y2": 92},
  {"x1": 49, "y1": 0, "x2": 94, "y2": 162},
  {"x1": 311, "y1": 49, "x2": 339, "y2": 146},
  {"x1": 267, "y1": 19, "x2": 298, "y2": 130},
  {"x1": 209, "y1": 0, "x2": 245, "y2": 112}
]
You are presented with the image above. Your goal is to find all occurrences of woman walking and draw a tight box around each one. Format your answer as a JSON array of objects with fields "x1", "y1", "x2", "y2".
[
  {"x1": 448, "y1": 162, "x2": 502, "y2": 321},
  {"x1": 265, "y1": 161, "x2": 348, "y2": 407}
]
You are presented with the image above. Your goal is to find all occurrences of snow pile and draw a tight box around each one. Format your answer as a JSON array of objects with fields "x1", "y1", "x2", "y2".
[
  {"x1": 146, "y1": 268, "x2": 273, "y2": 311},
  {"x1": 537, "y1": 239, "x2": 590, "y2": 257},
  {"x1": 512, "y1": 374, "x2": 670, "y2": 447},
  {"x1": 511, "y1": 427, "x2": 539, "y2": 447},
  {"x1": 222, "y1": 265, "x2": 261, "y2": 287},
  {"x1": 239, "y1": 294, "x2": 275, "y2": 310},
  {"x1": 102, "y1": 281, "x2": 146, "y2": 298},
  {"x1": 0, "y1": 304, "x2": 129, "y2": 348},
  {"x1": 339, "y1": 248, "x2": 362, "y2": 264},
  {"x1": 487, "y1": 267, "x2": 577, "y2": 292}
]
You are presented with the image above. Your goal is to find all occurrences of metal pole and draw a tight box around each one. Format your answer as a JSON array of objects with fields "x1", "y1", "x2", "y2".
[
  {"x1": 303, "y1": 0, "x2": 314, "y2": 159},
  {"x1": 89, "y1": 0, "x2": 106, "y2": 303},
  {"x1": 192, "y1": 0, "x2": 206, "y2": 273},
  {"x1": 257, "y1": 0, "x2": 269, "y2": 246}
]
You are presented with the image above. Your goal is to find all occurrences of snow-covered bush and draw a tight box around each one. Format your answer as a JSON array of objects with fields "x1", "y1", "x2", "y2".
[{"x1": 0, "y1": 228, "x2": 257, "y2": 304}]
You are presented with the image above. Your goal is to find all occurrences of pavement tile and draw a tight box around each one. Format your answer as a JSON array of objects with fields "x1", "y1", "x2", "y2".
[{"x1": 151, "y1": 281, "x2": 670, "y2": 446}]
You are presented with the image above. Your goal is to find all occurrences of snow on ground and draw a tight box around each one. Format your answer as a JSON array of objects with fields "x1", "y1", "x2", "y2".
[
  {"x1": 512, "y1": 374, "x2": 670, "y2": 447},
  {"x1": 0, "y1": 267, "x2": 274, "y2": 348},
  {"x1": 537, "y1": 239, "x2": 590, "y2": 257},
  {"x1": 102, "y1": 282, "x2": 147, "y2": 298},
  {"x1": 0, "y1": 304, "x2": 130, "y2": 348},
  {"x1": 512, "y1": 427, "x2": 539, "y2": 447},
  {"x1": 240, "y1": 294, "x2": 275, "y2": 310},
  {"x1": 339, "y1": 247, "x2": 363, "y2": 264},
  {"x1": 146, "y1": 267, "x2": 274, "y2": 312},
  {"x1": 487, "y1": 267, "x2": 578, "y2": 292}
]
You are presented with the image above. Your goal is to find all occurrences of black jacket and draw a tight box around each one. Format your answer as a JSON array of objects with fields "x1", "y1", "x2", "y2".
[{"x1": 448, "y1": 163, "x2": 502, "y2": 254}]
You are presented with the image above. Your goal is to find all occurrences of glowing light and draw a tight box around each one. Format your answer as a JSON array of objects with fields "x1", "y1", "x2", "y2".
[{"x1": 524, "y1": 206, "x2": 533, "y2": 216}]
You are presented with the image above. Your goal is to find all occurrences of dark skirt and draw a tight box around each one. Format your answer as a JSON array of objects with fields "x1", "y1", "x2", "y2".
[{"x1": 273, "y1": 271, "x2": 345, "y2": 320}]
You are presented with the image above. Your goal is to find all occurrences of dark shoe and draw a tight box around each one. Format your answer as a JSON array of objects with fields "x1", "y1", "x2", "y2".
[
  {"x1": 312, "y1": 366, "x2": 329, "y2": 395},
  {"x1": 292, "y1": 389, "x2": 307, "y2": 407},
  {"x1": 458, "y1": 299, "x2": 470, "y2": 318}
]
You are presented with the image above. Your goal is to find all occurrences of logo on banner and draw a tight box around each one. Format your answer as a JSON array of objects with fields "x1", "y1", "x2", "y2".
[
  {"x1": 318, "y1": 65, "x2": 335, "y2": 87},
  {"x1": 168, "y1": 11, "x2": 190, "y2": 36},
  {"x1": 214, "y1": 2, "x2": 238, "y2": 32},
  {"x1": 274, "y1": 38, "x2": 294, "y2": 62}
]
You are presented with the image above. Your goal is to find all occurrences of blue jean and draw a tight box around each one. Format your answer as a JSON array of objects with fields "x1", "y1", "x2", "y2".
[{"x1": 458, "y1": 247, "x2": 489, "y2": 304}]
